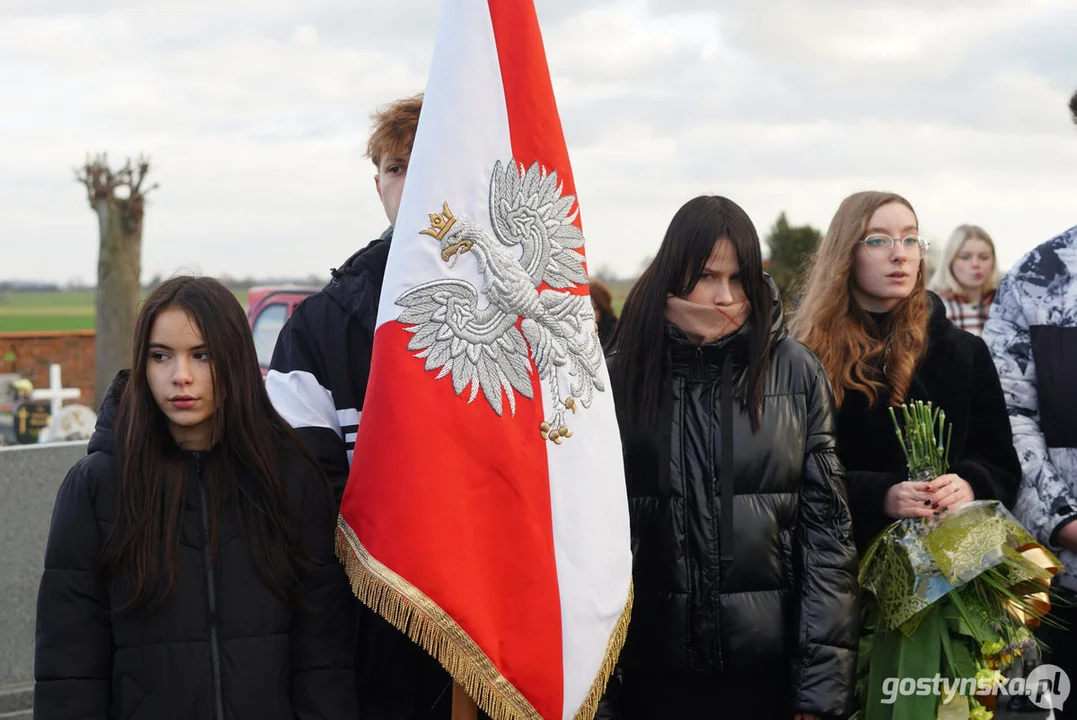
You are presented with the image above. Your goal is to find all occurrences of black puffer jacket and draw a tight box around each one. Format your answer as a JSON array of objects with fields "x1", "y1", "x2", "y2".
[
  {"x1": 270, "y1": 231, "x2": 474, "y2": 717},
  {"x1": 607, "y1": 288, "x2": 859, "y2": 719},
  {"x1": 34, "y1": 373, "x2": 358, "y2": 719}
]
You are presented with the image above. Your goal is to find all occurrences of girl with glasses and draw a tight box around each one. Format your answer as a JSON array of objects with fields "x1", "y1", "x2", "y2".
[{"x1": 791, "y1": 191, "x2": 1020, "y2": 554}]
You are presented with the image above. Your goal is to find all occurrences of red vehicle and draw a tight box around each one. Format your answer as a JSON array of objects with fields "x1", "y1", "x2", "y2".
[{"x1": 247, "y1": 286, "x2": 319, "y2": 375}]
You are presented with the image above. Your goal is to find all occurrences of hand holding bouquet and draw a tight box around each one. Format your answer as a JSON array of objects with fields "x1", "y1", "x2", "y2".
[
  {"x1": 854, "y1": 402, "x2": 1061, "y2": 720},
  {"x1": 885, "y1": 402, "x2": 973, "y2": 519}
]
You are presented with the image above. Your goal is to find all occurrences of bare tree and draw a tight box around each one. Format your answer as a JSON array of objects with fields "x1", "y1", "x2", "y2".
[{"x1": 76, "y1": 154, "x2": 158, "y2": 407}]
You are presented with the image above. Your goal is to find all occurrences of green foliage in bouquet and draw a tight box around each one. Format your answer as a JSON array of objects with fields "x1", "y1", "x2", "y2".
[
  {"x1": 888, "y1": 401, "x2": 952, "y2": 481},
  {"x1": 852, "y1": 402, "x2": 1061, "y2": 720}
]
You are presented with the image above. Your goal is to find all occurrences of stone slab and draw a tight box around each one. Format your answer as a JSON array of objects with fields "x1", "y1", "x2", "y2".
[{"x1": 0, "y1": 441, "x2": 87, "y2": 713}]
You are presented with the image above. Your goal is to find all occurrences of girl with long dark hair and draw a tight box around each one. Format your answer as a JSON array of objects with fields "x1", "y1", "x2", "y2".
[
  {"x1": 34, "y1": 276, "x2": 357, "y2": 719},
  {"x1": 600, "y1": 196, "x2": 859, "y2": 719}
]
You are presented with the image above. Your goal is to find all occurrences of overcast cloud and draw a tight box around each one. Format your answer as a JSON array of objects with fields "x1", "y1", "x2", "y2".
[{"x1": 2, "y1": 0, "x2": 1075, "y2": 284}]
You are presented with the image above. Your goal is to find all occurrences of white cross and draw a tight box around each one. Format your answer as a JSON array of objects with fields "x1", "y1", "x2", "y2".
[{"x1": 31, "y1": 363, "x2": 81, "y2": 417}]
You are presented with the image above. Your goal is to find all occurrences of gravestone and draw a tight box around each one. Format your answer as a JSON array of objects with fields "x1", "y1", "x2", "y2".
[
  {"x1": 0, "y1": 374, "x2": 32, "y2": 446},
  {"x1": 13, "y1": 403, "x2": 51, "y2": 444},
  {"x1": 30, "y1": 364, "x2": 80, "y2": 418},
  {"x1": 22, "y1": 363, "x2": 90, "y2": 447},
  {"x1": 37, "y1": 404, "x2": 96, "y2": 444},
  {"x1": 0, "y1": 441, "x2": 88, "y2": 716}
]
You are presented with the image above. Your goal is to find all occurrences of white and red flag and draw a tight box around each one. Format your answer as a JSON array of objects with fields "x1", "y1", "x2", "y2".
[{"x1": 335, "y1": 1, "x2": 633, "y2": 718}]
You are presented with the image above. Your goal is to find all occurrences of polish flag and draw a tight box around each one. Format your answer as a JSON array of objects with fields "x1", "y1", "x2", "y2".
[{"x1": 335, "y1": 1, "x2": 633, "y2": 718}]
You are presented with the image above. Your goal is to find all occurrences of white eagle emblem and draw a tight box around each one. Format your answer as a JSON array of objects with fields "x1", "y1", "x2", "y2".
[{"x1": 397, "y1": 159, "x2": 605, "y2": 444}]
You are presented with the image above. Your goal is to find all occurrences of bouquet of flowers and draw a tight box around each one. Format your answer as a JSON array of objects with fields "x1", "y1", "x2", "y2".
[{"x1": 854, "y1": 401, "x2": 1061, "y2": 720}]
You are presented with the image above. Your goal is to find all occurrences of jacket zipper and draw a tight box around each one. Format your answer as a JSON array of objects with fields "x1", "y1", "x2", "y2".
[
  {"x1": 694, "y1": 344, "x2": 726, "y2": 672},
  {"x1": 195, "y1": 453, "x2": 225, "y2": 720}
]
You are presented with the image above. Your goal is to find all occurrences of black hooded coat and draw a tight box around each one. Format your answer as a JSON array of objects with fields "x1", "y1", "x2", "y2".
[{"x1": 33, "y1": 372, "x2": 358, "y2": 720}]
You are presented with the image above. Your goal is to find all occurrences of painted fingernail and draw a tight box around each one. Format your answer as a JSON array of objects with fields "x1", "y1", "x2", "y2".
[
  {"x1": 933, "y1": 511, "x2": 940, "y2": 516},
  {"x1": 924, "y1": 499, "x2": 931, "y2": 506},
  {"x1": 942, "y1": 507, "x2": 949, "y2": 512}
]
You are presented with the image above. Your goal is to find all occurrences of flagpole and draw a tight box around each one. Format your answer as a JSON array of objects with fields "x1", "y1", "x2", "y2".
[{"x1": 451, "y1": 683, "x2": 478, "y2": 720}]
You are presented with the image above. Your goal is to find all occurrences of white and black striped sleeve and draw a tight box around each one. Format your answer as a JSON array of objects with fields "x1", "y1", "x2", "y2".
[{"x1": 267, "y1": 295, "x2": 368, "y2": 506}]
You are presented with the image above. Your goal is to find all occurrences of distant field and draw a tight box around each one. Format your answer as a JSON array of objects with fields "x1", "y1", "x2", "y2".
[
  {"x1": 0, "y1": 289, "x2": 248, "y2": 333},
  {"x1": 0, "y1": 316, "x2": 94, "y2": 332},
  {"x1": 608, "y1": 281, "x2": 632, "y2": 315},
  {"x1": 0, "y1": 284, "x2": 632, "y2": 334},
  {"x1": 0, "y1": 291, "x2": 95, "y2": 332},
  {"x1": 3, "y1": 291, "x2": 96, "y2": 307}
]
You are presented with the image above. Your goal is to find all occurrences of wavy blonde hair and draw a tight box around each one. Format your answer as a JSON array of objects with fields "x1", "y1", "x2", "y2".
[
  {"x1": 791, "y1": 191, "x2": 928, "y2": 409},
  {"x1": 928, "y1": 224, "x2": 1000, "y2": 299}
]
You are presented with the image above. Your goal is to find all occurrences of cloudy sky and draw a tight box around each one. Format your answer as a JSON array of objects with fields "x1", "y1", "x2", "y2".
[{"x1": 2, "y1": 0, "x2": 1075, "y2": 284}]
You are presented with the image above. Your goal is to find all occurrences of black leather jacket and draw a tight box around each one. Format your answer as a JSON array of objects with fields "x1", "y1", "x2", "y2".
[{"x1": 605, "y1": 288, "x2": 859, "y2": 718}]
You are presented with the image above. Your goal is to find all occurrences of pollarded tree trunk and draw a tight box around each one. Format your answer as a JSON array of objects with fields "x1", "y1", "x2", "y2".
[
  {"x1": 76, "y1": 154, "x2": 157, "y2": 408},
  {"x1": 93, "y1": 195, "x2": 141, "y2": 408}
]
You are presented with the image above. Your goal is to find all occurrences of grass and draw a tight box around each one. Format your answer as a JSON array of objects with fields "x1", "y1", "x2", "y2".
[
  {"x1": 0, "y1": 316, "x2": 95, "y2": 332},
  {"x1": 608, "y1": 281, "x2": 633, "y2": 315},
  {"x1": 0, "y1": 289, "x2": 249, "y2": 333},
  {"x1": 0, "y1": 284, "x2": 635, "y2": 335},
  {"x1": 0, "y1": 291, "x2": 93, "y2": 332},
  {"x1": 0, "y1": 292, "x2": 90, "y2": 331},
  {"x1": 2, "y1": 291, "x2": 96, "y2": 307}
]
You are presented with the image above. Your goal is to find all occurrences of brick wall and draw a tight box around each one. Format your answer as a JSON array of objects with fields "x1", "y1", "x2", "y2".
[{"x1": 0, "y1": 331, "x2": 96, "y2": 408}]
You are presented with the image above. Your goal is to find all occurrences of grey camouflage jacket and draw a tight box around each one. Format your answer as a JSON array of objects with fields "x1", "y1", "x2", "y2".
[{"x1": 983, "y1": 225, "x2": 1077, "y2": 589}]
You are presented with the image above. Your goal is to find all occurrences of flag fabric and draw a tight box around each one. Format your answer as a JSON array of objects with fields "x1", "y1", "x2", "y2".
[{"x1": 334, "y1": 1, "x2": 633, "y2": 719}]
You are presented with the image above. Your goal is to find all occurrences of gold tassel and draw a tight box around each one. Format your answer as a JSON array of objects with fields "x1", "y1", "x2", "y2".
[{"x1": 336, "y1": 516, "x2": 633, "y2": 720}]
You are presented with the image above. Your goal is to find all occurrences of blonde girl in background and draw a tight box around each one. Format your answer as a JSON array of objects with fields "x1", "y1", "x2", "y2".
[{"x1": 928, "y1": 225, "x2": 1001, "y2": 335}]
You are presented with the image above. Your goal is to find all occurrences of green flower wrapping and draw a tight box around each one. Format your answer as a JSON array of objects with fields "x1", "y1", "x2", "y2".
[
  {"x1": 860, "y1": 502, "x2": 1056, "y2": 635},
  {"x1": 853, "y1": 403, "x2": 1061, "y2": 720}
]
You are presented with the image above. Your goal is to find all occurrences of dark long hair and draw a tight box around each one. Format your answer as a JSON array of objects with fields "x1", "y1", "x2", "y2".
[
  {"x1": 100, "y1": 276, "x2": 326, "y2": 612},
  {"x1": 610, "y1": 195, "x2": 772, "y2": 430}
]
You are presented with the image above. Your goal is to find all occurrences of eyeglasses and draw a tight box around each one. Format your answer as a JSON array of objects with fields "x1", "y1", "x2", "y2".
[{"x1": 857, "y1": 234, "x2": 929, "y2": 258}]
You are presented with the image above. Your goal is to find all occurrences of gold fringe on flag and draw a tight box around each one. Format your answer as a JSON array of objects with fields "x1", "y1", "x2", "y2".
[
  {"x1": 336, "y1": 515, "x2": 633, "y2": 720},
  {"x1": 573, "y1": 579, "x2": 633, "y2": 720}
]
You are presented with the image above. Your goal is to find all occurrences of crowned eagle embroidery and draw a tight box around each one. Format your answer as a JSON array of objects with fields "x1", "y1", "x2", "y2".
[{"x1": 397, "y1": 159, "x2": 605, "y2": 444}]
